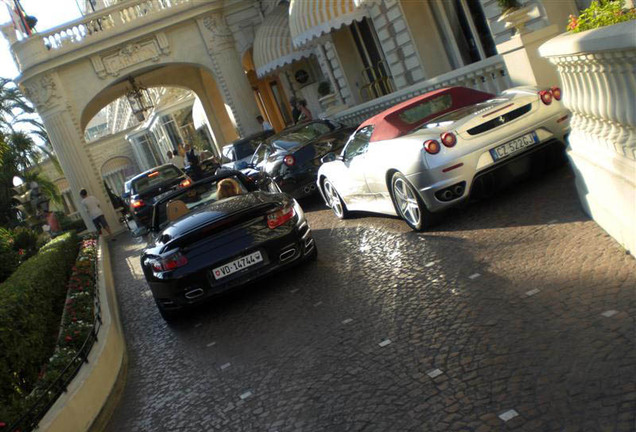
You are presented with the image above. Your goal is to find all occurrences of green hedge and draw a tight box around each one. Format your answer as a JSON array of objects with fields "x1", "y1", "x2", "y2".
[{"x1": 0, "y1": 232, "x2": 79, "y2": 418}]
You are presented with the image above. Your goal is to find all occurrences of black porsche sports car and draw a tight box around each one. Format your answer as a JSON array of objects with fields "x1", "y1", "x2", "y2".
[
  {"x1": 134, "y1": 171, "x2": 316, "y2": 321},
  {"x1": 248, "y1": 120, "x2": 355, "y2": 198}
]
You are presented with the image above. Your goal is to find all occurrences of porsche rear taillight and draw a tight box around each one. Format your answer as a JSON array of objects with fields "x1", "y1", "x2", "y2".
[
  {"x1": 151, "y1": 252, "x2": 188, "y2": 272},
  {"x1": 267, "y1": 204, "x2": 295, "y2": 229},
  {"x1": 179, "y1": 178, "x2": 192, "y2": 188},
  {"x1": 539, "y1": 90, "x2": 553, "y2": 105},
  {"x1": 131, "y1": 199, "x2": 145, "y2": 209},
  {"x1": 551, "y1": 86, "x2": 562, "y2": 101},
  {"x1": 424, "y1": 139, "x2": 441, "y2": 155},
  {"x1": 440, "y1": 132, "x2": 456, "y2": 148}
]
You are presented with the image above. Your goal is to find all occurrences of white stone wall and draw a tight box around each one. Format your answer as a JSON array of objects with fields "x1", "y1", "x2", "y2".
[
  {"x1": 480, "y1": 0, "x2": 578, "y2": 46},
  {"x1": 224, "y1": 0, "x2": 262, "y2": 58},
  {"x1": 367, "y1": 0, "x2": 425, "y2": 89},
  {"x1": 319, "y1": 39, "x2": 355, "y2": 107},
  {"x1": 88, "y1": 129, "x2": 140, "y2": 176}
]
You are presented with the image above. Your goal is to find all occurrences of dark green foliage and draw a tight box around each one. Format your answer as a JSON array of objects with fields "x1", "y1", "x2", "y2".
[
  {"x1": 497, "y1": 0, "x2": 521, "y2": 12},
  {"x1": 58, "y1": 212, "x2": 87, "y2": 233},
  {"x1": 0, "y1": 232, "x2": 79, "y2": 421},
  {"x1": 318, "y1": 81, "x2": 332, "y2": 97},
  {"x1": 0, "y1": 228, "x2": 19, "y2": 282}
]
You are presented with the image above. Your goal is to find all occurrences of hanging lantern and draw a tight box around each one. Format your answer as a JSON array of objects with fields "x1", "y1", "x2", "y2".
[{"x1": 126, "y1": 76, "x2": 154, "y2": 122}]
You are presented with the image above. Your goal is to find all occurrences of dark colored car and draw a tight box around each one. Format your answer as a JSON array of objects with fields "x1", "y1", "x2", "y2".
[
  {"x1": 135, "y1": 171, "x2": 316, "y2": 321},
  {"x1": 221, "y1": 130, "x2": 275, "y2": 170},
  {"x1": 124, "y1": 164, "x2": 191, "y2": 228},
  {"x1": 184, "y1": 156, "x2": 222, "y2": 181},
  {"x1": 248, "y1": 120, "x2": 355, "y2": 198}
]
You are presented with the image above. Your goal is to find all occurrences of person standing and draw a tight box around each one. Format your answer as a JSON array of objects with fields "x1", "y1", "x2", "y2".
[
  {"x1": 256, "y1": 115, "x2": 273, "y2": 131},
  {"x1": 184, "y1": 144, "x2": 198, "y2": 167},
  {"x1": 167, "y1": 150, "x2": 185, "y2": 169},
  {"x1": 290, "y1": 97, "x2": 301, "y2": 124},
  {"x1": 43, "y1": 210, "x2": 62, "y2": 237},
  {"x1": 80, "y1": 189, "x2": 113, "y2": 238},
  {"x1": 297, "y1": 99, "x2": 313, "y2": 123}
]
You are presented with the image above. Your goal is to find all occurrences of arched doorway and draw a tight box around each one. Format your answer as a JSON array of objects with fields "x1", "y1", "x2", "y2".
[{"x1": 100, "y1": 156, "x2": 136, "y2": 195}]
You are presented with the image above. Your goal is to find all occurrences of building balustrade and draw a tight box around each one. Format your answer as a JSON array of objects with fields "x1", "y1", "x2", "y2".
[
  {"x1": 10, "y1": 0, "x2": 194, "y2": 72},
  {"x1": 540, "y1": 21, "x2": 636, "y2": 253},
  {"x1": 333, "y1": 55, "x2": 512, "y2": 127}
]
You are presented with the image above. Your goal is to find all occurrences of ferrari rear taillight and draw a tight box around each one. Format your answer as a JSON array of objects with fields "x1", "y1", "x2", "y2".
[
  {"x1": 424, "y1": 139, "x2": 441, "y2": 155},
  {"x1": 151, "y1": 252, "x2": 188, "y2": 272},
  {"x1": 131, "y1": 199, "x2": 145, "y2": 209},
  {"x1": 283, "y1": 155, "x2": 296, "y2": 166},
  {"x1": 179, "y1": 178, "x2": 192, "y2": 188},
  {"x1": 539, "y1": 90, "x2": 553, "y2": 105},
  {"x1": 551, "y1": 86, "x2": 562, "y2": 101},
  {"x1": 440, "y1": 132, "x2": 457, "y2": 148},
  {"x1": 267, "y1": 204, "x2": 295, "y2": 229}
]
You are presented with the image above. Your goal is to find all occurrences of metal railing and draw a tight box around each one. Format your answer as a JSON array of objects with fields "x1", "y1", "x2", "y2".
[
  {"x1": 334, "y1": 55, "x2": 512, "y2": 127},
  {"x1": 7, "y1": 252, "x2": 102, "y2": 432},
  {"x1": 359, "y1": 60, "x2": 395, "y2": 101}
]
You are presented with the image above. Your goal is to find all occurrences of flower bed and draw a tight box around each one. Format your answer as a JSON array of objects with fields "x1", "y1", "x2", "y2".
[{"x1": 0, "y1": 235, "x2": 100, "y2": 432}]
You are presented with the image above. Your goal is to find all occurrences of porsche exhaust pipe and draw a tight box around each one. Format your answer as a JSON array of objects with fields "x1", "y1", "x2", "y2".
[
  {"x1": 184, "y1": 288, "x2": 204, "y2": 300},
  {"x1": 453, "y1": 184, "x2": 464, "y2": 197}
]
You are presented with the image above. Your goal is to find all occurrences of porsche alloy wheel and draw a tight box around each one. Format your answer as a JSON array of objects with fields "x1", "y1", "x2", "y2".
[
  {"x1": 391, "y1": 173, "x2": 431, "y2": 231},
  {"x1": 323, "y1": 179, "x2": 348, "y2": 219}
]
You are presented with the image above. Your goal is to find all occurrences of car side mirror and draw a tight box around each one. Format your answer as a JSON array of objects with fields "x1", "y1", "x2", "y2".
[
  {"x1": 321, "y1": 152, "x2": 338, "y2": 164},
  {"x1": 132, "y1": 226, "x2": 149, "y2": 238}
]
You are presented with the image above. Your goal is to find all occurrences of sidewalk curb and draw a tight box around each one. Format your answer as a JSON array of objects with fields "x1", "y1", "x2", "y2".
[{"x1": 37, "y1": 238, "x2": 127, "y2": 432}]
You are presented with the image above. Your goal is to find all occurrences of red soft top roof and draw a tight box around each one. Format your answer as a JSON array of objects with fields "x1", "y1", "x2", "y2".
[{"x1": 358, "y1": 87, "x2": 494, "y2": 142}]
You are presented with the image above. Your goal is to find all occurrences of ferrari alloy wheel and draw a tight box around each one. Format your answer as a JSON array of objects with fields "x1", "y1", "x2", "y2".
[
  {"x1": 391, "y1": 173, "x2": 431, "y2": 231},
  {"x1": 323, "y1": 179, "x2": 348, "y2": 219}
]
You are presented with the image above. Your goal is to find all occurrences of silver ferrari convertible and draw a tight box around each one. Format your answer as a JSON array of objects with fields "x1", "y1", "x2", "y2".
[{"x1": 317, "y1": 85, "x2": 570, "y2": 230}]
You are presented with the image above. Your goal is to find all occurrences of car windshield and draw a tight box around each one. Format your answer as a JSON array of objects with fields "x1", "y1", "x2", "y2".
[
  {"x1": 267, "y1": 122, "x2": 332, "y2": 151},
  {"x1": 398, "y1": 94, "x2": 453, "y2": 124},
  {"x1": 250, "y1": 143, "x2": 272, "y2": 167},
  {"x1": 234, "y1": 140, "x2": 261, "y2": 159},
  {"x1": 154, "y1": 175, "x2": 249, "y2": 230},
  {"x1": 131, "y1": 165, "x2": 183, "y2": 195}
]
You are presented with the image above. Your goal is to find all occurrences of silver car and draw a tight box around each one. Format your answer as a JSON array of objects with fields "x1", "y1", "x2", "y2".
[{"x1": 317, "y1": 86, "x2": 570, "y2": 231}]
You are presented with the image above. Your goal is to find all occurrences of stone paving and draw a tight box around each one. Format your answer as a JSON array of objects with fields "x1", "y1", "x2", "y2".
[{"x1": 106, "y1": 166, "x2": 636, "y2": 431}]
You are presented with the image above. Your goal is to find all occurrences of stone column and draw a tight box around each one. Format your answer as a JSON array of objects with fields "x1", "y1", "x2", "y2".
[
  {"x1": 496, "y1": 19, "x2": 562, "y2": 88},
  {"x1": 196, "y1": 13, "x2": 260, "y2": 137},
  {"x1": 21, "y1": 73, "x2": 122, "y2": 235}
]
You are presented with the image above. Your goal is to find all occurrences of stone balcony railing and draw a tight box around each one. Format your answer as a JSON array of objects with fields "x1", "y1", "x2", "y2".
[
  {"x1": 332, "y1": 55, "x2": 512, "y2": 126},
  {"x1": 540, "y1": 21, "x2": 636, "y2": 253},
  {"x1": 6, "y1": 0, "x2": 197, "y2": 73}
]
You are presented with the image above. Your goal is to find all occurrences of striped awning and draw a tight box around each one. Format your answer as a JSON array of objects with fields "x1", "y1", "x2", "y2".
[
  {"x1": 353, "y1": 0, "x2": 382, "y2": 7},
  {"x1": 253, "y1": 4, "x2": 313, "y2": 78},
  {"x1": 289, "y1": 0, "x2": 370, "y2": 48}
]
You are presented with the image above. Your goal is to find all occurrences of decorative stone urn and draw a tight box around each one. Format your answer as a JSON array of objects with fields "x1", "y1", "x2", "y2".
[
  {"x1": 319, "y1": 93, "x2": 346, "y2": 117},
  {"x1": 539, "y1": 20, "x2": 636, "y2": 253},
  {"x1": 497, "y1": 6, "x2": 534, "y2": 36}
]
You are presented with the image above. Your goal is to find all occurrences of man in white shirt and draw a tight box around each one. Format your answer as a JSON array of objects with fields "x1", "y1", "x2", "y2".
[
  {"x1": 167, "y1": 150, "x2": 185, "y2": 169},
  {"x1": 80, "y1": 189, "x2": 113, "y2": 237},
  {"x1": 256, "y1": 115, "x2": 273, "y2": 131}
]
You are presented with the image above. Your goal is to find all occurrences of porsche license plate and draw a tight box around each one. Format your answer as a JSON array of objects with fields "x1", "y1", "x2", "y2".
[
  {"x1": 211, "y1": 251, "x2": 263, "y2": 280},
  {"x1": 490, "y1": 132, "x2": 539, "y2": 161}
]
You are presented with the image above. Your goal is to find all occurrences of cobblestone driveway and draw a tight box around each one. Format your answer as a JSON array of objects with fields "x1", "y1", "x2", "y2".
[{"x1": 106, "y1": 167, "x2": 636, "y2": 431}]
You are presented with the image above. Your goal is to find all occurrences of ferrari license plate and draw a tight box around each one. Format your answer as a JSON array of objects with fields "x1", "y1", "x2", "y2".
[
  {"x1": 211, "y1": 251, "x2": 263, "y2": 280},
  {"x1": 490, "y1": 132, "x2": 539, "y2": 161}
]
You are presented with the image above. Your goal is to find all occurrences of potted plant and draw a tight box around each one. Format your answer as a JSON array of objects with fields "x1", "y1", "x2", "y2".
[
  {"x1": 317, "y1": 80, "x2": 337, "y2": 110},
  {"x1": 497, "y1": 0, "x2": 533, "y2": 35}
]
